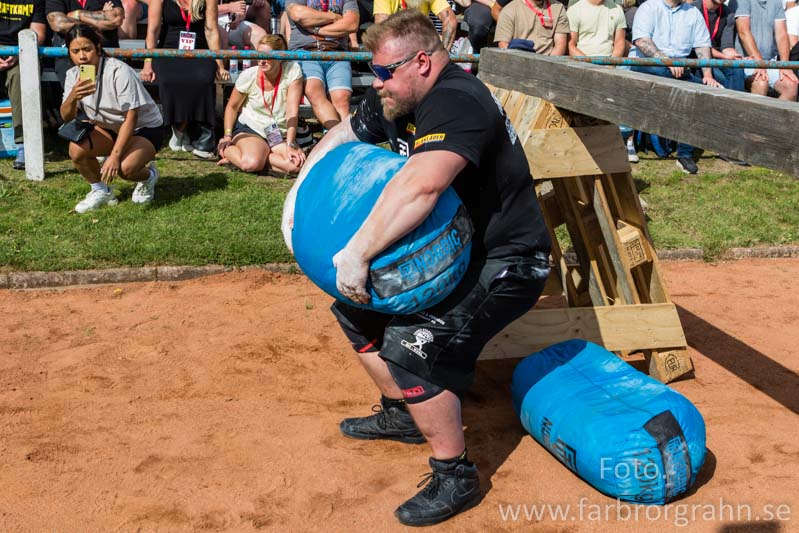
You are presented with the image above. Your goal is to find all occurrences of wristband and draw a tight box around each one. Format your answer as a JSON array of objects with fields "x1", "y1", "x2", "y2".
[
  {"x1": 69, "y1": 10, "x2": 81, "y2": 19},
  {"x1": 288, "y1": 142, "x2": 300, "y2": 149},
  {"x1": 144, "y1": 58, "x2": 153, "y2": 63},
  {"x1": 313, "y1": 26, "x2": 320, "y2": 35},
  {"x1": 224, "y1": 129, "x2": 233, "y2": 136}
]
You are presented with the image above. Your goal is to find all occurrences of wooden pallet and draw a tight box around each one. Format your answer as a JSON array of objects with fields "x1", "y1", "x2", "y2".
[{"x1": 479, "y1": 85, "x2": 693, "y2": 383}]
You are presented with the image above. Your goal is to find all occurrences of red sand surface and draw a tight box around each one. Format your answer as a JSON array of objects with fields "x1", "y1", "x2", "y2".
[{"x1": 0, "y1": 259, "x2": 797, "y2": 532}]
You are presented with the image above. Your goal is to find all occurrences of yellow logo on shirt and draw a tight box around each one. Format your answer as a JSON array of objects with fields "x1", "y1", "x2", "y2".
[
  {"x1": 406, "y1": 123, "x2": 416, "y2": 134},
  {"x1": 414, "y1": 133, "x2": 445, "y2": 148},
  {"x1": 0, "y1": 1, "x2": 35, "y2": 15}
]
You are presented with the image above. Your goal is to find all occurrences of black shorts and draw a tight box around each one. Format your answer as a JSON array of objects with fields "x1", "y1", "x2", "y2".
[
  {"x1": 108, "y1": 125, "x2": 164, "y2": 152},
  {"x1": 331, "y1": 252, "x2": 551, "y2": 394},
  {"x1": 232, "y1": 120, "x2": 263, "y2": 139}
]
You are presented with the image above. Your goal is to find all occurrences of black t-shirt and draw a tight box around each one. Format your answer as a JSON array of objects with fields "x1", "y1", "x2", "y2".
[
  {"x1": 45, "y1": 0, "x2": 122, "y2": 47},
  {"x1": 0, "y1": 0, "x2": 45, "y2": 46},
  {"x1": 350, "y1": 62, "x2": 551, "y2": 260}
]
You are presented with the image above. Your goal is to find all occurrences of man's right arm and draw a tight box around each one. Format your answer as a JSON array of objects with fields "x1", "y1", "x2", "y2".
[
  {"x1": 281, "y1": 117, "x2": 359, "y2": 253},
  {"x1": 286, "y1": 3, "x2": 340, "y2": 28},
  {"x1": 46, "y1": 0, "x2": 77, "y2": 34}
]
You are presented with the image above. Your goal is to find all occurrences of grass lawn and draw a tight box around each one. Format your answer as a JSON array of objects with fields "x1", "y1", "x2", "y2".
[{"x1": 1, "y1": 144, "x2": 797, "y2": 271}]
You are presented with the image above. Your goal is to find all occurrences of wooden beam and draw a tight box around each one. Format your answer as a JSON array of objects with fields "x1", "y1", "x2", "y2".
[
  {"x1": 525, "y1": 125, "x2": 630, "y2": 179},
  {"x1": 479, "y1": 303, "x2": 687, "y2": 360},
  {"x1": 478, "y1": 50, "x2": 799, "y2": 177}
]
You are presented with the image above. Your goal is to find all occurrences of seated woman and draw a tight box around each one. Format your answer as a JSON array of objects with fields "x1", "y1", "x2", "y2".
[
  {"x1": 218, "y1": 34, "x2": 306, "y2": 174},
  {"x1": 61, "y1": 25, "x2": 164, "y2": 214}
]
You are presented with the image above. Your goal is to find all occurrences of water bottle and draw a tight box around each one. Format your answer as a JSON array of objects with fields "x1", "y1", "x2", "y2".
[
  {"x1": 242, "y1": 45, "x2": 252, "y2": 70},
  {"x1": 229, "y1": 45, "x2": 239, "y2": 81}
]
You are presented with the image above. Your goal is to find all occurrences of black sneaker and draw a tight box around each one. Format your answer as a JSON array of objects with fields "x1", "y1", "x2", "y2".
[
  {"x1": 677, "y1": 157, "x2": 699, "y2": 174},
  {"x1": 394, "y1": 457, "x2": 482, "y2": 527},
  {"x1": 339, "y1": 397, "x2": 425, "y2": 444}
]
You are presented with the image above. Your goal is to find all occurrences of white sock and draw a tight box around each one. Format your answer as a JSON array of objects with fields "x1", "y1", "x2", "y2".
[{"x1": 91, "y1": 182, "x2": 109, "y2": 193}]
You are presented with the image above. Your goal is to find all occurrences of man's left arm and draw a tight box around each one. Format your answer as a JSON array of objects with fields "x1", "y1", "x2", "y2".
[
  {"x1": 692, "y1": 15, "x2": 720, "y2": 86},
  {"x1": 333, "y1": 151, "x2": 468, "y2": 304},
  {"x1": 775, "y1": 19, "x2": 799, "y2": 83},
  {"x1": 549, "y1": 7, "x2": 569, "y2": 56},
  {"x1": 694, "y1": 46, "x2": 722, "y2": 86}
]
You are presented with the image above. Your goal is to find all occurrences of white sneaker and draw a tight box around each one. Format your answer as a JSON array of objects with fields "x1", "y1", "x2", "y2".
[
  {"x1": 626, "y1": 136, "x2": 639, "y2": 163},
  {"x1": 192, "y1": 148, "x2": 215, "y2": 159},
  {"x1": 132, "y1": 163, "x2": 159, "y2": 204},
  {"x1": 168, "y1": 128, "x2": 194, "y2": 152},
  {"x1": 75, "y1": 188, "x2": 118, "y2": 213}
]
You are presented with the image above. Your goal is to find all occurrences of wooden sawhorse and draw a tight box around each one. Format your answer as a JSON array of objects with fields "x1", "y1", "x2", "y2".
[{"x1": 479, "y1": 86, "x2": 693, "y2": 383}]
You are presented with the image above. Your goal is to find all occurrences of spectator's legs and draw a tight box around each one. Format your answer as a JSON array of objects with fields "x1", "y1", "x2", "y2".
[
  {"x1": 327, "y1": 60, "x2": 352, "y2": 124},
  {"x1": 221, "y1": 134, "x2": 269, "y2": 173},
  {"x1": 245, "y1": 21, "x2": 267, "y2": 48},
  {"x1": 68, "y1": 129, "x2": 116, "y2": 184},
  {"x1": 464, "y1": 3, "x2": 493, "y2": 53},
  {"x1": 712, "y1": 67, "x2": 745, "y2": 92},
  {"x1": 5, "y1": 64, "x2": 23, "y2": 144},
  {"x1": 119, "y1": 0, "x2": 142, "y2": 39},
  {"x1": 304, "y1": 79, "x2": 340, "y2": 129},
  {"x1": 745, "y1": 75, "x2": 769, "y2": 96},
  {"x1": 119, "y1": 136, "x2": 157, "y2": 181}
]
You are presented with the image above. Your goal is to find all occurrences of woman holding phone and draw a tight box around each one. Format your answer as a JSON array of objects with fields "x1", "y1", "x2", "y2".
[
  {"x1": 61, "y1": 25, "x2": 164, "y2": 213},
  {"x1": 217, "y1": 34, "x2": 306, "y2": 175}
]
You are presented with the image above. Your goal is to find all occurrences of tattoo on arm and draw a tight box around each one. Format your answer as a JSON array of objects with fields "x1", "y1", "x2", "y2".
[
  {"x1": 82, "y1": 7, "x2": 124, "y2": 30},
  {"x1": 695, "y1": 46, "x2": 711, "y2": 60},
  {"x1": 439, "y1": 9, "x2": 456, "y2": 50},
  {"x1": 47, "y1": 12, "x2": 77, "y2": 33},
  {"x1": 635, "y1": 37, "x2": 666, "y2": 58}
]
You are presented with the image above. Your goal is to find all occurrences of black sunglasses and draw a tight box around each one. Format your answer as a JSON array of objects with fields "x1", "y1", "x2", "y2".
[{"x1": 368, "y1": 50, "x2": 432, "y2": 82}]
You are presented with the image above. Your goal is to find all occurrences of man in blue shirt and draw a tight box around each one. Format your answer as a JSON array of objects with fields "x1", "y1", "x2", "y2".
[{"x1": 632, "y1": 0, "x2": 722, "y2": 174}]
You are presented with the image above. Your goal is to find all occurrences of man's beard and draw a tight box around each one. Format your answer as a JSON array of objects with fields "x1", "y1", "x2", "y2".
[{"x1": 379, "y1": 88, "x2": 417, "y2": 120}]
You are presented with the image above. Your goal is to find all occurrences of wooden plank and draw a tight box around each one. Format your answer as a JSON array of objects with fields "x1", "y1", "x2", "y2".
[
  {"x1": 479, "y1": 303, "x2": 687, "y2": 360},
  {"x1": 525, "y1": 125, "x2": 631, "y2": 179},
  {"x1": 478, "y1": 50, "x2": 799, "y2": 177},
  {"x1": 591, "y1": 178, "x2": 639, "y2": 304},
  {"x1": 18, "y1": 30, "x2": 45, "y2": 181},
  {"x1": 647, "y1": 347, "x2": 694, "y2": 383}
]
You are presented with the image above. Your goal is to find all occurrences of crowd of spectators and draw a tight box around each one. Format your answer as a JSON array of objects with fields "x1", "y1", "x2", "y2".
[{"x1": 1, "y1": 0, "x2": 798, "y2": 205}]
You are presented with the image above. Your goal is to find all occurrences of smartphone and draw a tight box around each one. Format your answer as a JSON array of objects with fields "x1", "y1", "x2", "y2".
[{"x1": 78, "y1": 64, "x2": 96, "y2": 83}]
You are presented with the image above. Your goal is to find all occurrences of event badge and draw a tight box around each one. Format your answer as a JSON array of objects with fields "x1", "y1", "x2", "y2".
[
  {"x1": 265, "y1": 121, "x2": 283, "y2": 148},
  {"x1": 179, "y1": 31, "x2": 197, "y2": 50}
]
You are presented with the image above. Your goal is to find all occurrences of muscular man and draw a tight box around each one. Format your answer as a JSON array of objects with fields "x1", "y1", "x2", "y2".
[
  {"x1": 632, "y1": 0, "x2": 721, "y2": 174},
  {"x1": 284, "y1": 9, "x2": 551, "y2": 526},
  {"x1": 46, "y1": 0, "x2": 124, "y2": 86}
]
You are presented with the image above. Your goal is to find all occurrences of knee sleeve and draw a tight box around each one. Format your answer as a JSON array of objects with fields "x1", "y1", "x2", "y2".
[{"x1": 386, "y1": 360, "x2": 446, "y2": 404}]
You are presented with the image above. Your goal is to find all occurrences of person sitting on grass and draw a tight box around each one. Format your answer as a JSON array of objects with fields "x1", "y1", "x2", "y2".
[
  {"x1": 217, "y1": 34, "x2": 307, "y2": 174},
  {"x1": 61, "y1": 25, "x2": 164, "y2": 213}
]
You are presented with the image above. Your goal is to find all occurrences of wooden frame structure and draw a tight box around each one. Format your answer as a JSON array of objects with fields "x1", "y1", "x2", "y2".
[{"x1": 471, "y1": 50, "x2": 799, "y2": 382}]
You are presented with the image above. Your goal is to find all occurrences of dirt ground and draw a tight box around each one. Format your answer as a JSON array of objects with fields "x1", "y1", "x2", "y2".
[{"x1": 0, "y1": 259, "x2": 797, "y2": 532}]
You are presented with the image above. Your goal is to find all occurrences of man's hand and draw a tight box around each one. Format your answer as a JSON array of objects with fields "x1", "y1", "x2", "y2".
[
  {"x1": 333, "y1": 246, "x2": 371, "y2": 305},
  {"x1": 0, "y1": 56, "x2": 18, "y2": 70},
  {"x1": 668, "y1": 66, "x2": 685, "y2": 79},
  {"x1": 779, "y1": 68, "x2": 799, "y2": 84},
  {"x1": 702, "y1": 76, "x2": 722, "y2": 88}
]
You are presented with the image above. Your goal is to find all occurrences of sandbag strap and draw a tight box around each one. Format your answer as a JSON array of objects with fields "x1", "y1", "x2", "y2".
[{"x1": 369, "y1": 205, "x2": 474, "y2": 299}]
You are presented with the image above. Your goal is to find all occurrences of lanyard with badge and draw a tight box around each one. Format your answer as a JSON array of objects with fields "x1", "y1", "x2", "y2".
[
  {"x1": 258, "y1": 63, "x2": 284, "y2": 147},
  {"x1": 178, "y1": 3, "x2": 196, "y2": 51},
  {"x1": 523, "y1": 0, "x2": 553, "y2": 28},
  {"x1": 701, "y1": 2, "x2": 722, "y2": 41}
]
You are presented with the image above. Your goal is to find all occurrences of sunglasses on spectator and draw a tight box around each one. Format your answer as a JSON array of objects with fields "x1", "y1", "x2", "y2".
[{"x1": 369, "y1": 50, "x2": 433, "y2": 82}]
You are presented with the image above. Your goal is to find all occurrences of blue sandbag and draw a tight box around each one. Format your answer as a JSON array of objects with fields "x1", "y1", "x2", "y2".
[
  {"x1": 292, "y1": 142, "x2": 473, "y2": 314},
  {"x1": 511, "y1": 340, "x2": 706, "y2": 505}
]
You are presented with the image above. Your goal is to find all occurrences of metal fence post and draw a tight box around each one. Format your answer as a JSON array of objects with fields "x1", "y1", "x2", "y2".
[{"x1": 18, "y1": 29, "x2": 45, "y2": 181}]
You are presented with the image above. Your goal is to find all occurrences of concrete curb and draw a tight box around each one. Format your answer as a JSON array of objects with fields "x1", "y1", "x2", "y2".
[{"x1": 1, "y1": 247, "x2": 796, "y2": 290}]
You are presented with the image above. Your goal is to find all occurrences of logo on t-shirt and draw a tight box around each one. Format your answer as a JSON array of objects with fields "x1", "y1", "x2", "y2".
[
  {"x1": 405, "y1": 123, "x2": 416, "y2": 134},
  {"x1": 413, "y1": 133, "x2": 445, "y2": 149}
]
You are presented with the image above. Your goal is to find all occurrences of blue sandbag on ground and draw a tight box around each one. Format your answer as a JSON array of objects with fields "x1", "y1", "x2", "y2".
[
  {"x1": 292, "y1": 142, "x2": 473, "y2": 314},
  {"x1": 511, "y1": 339, "x2": 706, "y2": 505}
]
